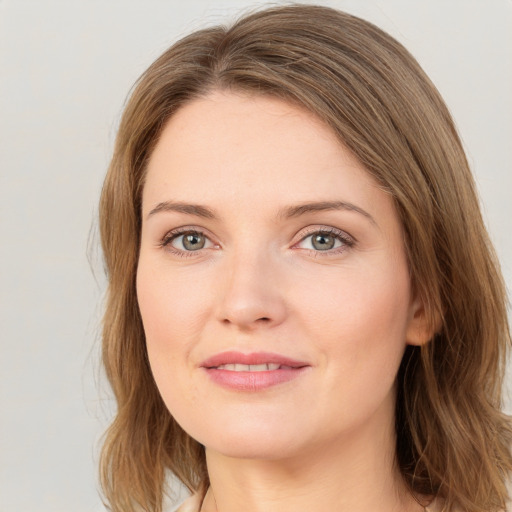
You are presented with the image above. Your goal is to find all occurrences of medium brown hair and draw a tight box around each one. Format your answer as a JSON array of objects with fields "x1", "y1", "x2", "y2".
[{"x1": 99, "y1": 4, "x2": 512, "y2": 511}]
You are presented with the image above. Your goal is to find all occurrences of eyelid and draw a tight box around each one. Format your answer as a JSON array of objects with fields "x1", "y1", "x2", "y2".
[
  {"x1": 158, "y1": 224, "x2": 355, "y2": 257},
  {"x1": 293, "y1": 225, "x2": 355, "y2": 253},
  {"x1": 159, "y1": 226, "x2": 218, "y2": 256}
]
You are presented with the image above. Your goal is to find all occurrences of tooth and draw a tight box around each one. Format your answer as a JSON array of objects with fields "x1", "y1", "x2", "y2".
[
  {"x1": 248, "y1": 364, "x2": 267, "y2": 371},
  {"x1": 215, "y1": 363, "x2": 287, "y2": 372}
]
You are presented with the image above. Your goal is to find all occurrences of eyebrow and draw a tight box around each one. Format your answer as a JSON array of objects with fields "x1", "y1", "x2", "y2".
[
  {"x1": 147, "y1": 201, "x2": 216, "y2": 220},
  {"x1": 279, "y1": 200, "x2": 376, "y2": 225},
  {"x1": 146, "y1": 200, "x2": 376, "y2": 225}
]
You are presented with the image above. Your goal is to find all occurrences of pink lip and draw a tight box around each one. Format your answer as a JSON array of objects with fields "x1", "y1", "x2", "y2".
[
  {"x1": 200, "y1": 351, "x2": 308, "y2": 368},
  {"x1": 200, "y1": 351, "x2": 310, "y2": 392}
]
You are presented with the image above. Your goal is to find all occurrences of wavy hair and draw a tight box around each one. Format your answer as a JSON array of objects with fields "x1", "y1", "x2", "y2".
[{"x1": 99, "y1": 4, "x2": 512, "y2": 511}]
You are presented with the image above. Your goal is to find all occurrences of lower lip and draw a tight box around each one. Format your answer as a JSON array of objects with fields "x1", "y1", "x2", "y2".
[{"x1": 203, "y1": 367, "x2": 309, "y2": 391}]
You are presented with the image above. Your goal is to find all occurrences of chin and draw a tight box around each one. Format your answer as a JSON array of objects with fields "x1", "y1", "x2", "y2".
[
  {"x1": 206, "y1": 437, "x2": 301, "y2": 461},
  {"x1": 189, "y1": 417, "x2": 307, "y2": 461}
]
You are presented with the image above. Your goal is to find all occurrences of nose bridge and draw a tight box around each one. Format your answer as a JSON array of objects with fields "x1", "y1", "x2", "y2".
[{"x1": 216, "y1": 242, "x2": 286, "y2": 329}]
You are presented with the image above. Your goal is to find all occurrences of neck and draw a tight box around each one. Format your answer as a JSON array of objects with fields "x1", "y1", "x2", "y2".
[{"x1": 201, "y1": 403, "x2": 423, "y2": 512}]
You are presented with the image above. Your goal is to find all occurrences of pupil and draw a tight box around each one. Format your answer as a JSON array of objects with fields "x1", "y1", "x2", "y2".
[
  {"x1": 183, "y1": 233, "x2": 205, "y2": 250},
  {"x1": 312, "y1": 234, "x2": 335, "y2": 250}
]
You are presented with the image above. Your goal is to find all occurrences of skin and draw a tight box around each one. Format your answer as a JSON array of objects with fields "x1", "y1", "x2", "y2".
[{"x1": 137, "y1": 91, "x2": 430, "y2": 512}]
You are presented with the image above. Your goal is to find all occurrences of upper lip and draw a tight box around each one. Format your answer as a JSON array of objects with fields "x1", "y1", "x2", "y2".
[{"x1": 200, "y1": 351, "x2": 309, "y2": 369}]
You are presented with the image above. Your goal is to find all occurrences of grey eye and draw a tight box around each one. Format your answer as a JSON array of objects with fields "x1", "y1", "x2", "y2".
[
  {"x1": 311, "y1": 233, "x2": 336, "y2": 250},
  {"x1": 296, "y1": 230, "x2": 348, "y2": 252},
  {"x1": 175, "y1": 232, "x2": 206, "y2": 251}
]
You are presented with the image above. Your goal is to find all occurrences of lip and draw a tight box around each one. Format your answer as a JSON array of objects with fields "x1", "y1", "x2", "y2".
[
  {"x1": 200, "y1": 351, "x2": 310, "y2": 392},
  {"x1": 200, "y1": 351, "x2": 308, "y2": 368}
]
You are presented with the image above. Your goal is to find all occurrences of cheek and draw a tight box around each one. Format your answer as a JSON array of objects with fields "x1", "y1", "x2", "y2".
[
  {"x1": 136, "y1": 261, "x2": 206, "y2": 403},
  {"x1": 136, "y1": 261, "x2": 210, "y2": 348},
  {"x1": 311, "y1": 250, "x2": 410, "y2": 333},
  {"x1": 295, "y1": 258, "x2": 411, "y2": 384},
  {"x1": 136, "y1": 264, "x2": 207, "y2": 435}
]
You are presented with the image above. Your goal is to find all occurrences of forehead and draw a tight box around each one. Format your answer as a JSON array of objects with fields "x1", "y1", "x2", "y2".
[{"x1": 143, "y1": 91, "x2": 384, "y2": 213}]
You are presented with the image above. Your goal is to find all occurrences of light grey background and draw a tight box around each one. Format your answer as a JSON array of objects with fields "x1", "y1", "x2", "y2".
[{"x1": 1, "y1": 1, "x2": 510, "y2": 511}]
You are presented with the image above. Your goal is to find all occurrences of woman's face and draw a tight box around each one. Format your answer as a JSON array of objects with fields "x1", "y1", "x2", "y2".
[{"x1": 137, "y1": 91, "x2": 424, "y2": 460}]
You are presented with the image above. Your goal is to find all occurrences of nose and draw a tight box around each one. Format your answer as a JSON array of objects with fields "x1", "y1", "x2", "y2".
[{"x1": 215, "y1": 249, "x2": 287, "y2": 331}]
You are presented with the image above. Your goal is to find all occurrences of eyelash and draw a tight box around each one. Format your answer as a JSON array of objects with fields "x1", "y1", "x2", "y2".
[
  {"x1": 159, "y1": 226, "x2": 355, "y2": 258},
  {"x1": 297, "y1": 227, "x2": 355, "y2": 256},
  {"x1": 159, "y1": 227, "x2": 212, "y2": 258}
]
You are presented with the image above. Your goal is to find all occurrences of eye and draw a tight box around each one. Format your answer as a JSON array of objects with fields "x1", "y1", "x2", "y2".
[
  {"x1": 161, "y1": 229, "x2": 214, "y2": 254},
  {"x1": 296, "y1": 228, "x2": 354, "y2": 253}
]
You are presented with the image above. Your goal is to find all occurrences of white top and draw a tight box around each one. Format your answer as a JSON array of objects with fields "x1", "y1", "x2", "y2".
[{"x1": 173, "y1": 492, "x2": 203, "y2": 512}]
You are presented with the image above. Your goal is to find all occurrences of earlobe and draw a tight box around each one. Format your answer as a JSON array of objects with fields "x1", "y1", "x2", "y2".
[{"x1": 406, "y1": 295, "x2": 441, "y2": 346}]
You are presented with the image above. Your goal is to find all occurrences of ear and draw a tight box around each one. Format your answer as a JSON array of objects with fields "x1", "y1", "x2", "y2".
[{"x1": 405, "y1": 294, "x2": 441, "y2": 346}]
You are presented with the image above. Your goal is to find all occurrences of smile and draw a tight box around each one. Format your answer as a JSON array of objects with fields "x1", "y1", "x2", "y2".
[
  {"x1": 200, "y1": 351, "x2": 310, "y2": 391},
  {"x1": 214, "y1": 363, "x2": 292, "y2": 371}
]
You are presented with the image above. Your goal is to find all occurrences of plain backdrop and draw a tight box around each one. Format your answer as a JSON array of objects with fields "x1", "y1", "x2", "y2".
[{"x1": 1, "y1": 1, "x2": 511, "y2": 511}]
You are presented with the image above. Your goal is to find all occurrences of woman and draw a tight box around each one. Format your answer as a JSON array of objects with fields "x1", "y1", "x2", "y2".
[{"x1": 98, "y1": 5, "x2": 512, "y2": 512}]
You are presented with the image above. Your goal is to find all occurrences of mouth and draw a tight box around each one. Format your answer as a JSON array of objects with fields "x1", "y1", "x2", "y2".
[
  {"x1": 200, "y1": 351, "x2": 310, "y2": 391},
  {"x1": 213, "y1": 363, "x2": 294, "y2": 371},
  {"x1": 201, "y1": 351, "x2": 308, "y2": 370}
]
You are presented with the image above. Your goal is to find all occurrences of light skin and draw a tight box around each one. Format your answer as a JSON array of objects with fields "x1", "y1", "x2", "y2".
[{"x1": 137, "y1": 91, "x2": 431, "y2": 512}]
